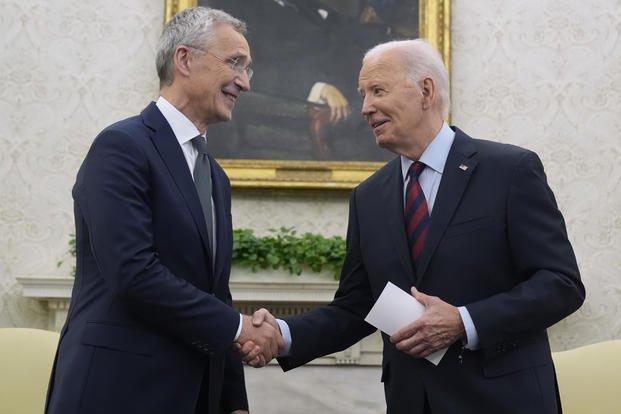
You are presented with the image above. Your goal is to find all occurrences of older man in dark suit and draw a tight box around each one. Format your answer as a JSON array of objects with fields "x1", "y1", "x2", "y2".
[
  {"x1": 248, "y1": 39, "x2": 585, "y2": 413},
  {"x1": 45, "y1": 7, "x2": 282, "y2": 414}
]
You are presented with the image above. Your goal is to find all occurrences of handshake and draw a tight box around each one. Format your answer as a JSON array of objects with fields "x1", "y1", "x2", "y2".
[{"x1": 235, "y1": 308, "x2": 282, "y2": 368}]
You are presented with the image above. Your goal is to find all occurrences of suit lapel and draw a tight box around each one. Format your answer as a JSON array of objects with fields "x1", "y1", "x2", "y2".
[
  {"x1": 416, "y1": 128, "x2": 478, "y2": 284},
  {"x1": 141, "y1": 103, "x2": 214, "y2": 275},
  {"x1": 379, "y1": 158, "x2": 416, "y2": 284}
]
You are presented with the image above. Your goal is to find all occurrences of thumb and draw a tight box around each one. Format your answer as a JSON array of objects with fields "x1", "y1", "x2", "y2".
[
  {"x1": 410, "y1": 286, "x2": 429, "y2": 306},
  {"x1": 252, "y1": 308, "x2": 268, "y2": 326}
]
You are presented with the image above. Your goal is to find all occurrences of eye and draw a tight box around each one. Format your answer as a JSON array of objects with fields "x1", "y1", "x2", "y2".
[
  {"x1": 226, "y1": 56, "x2": 254, "y2": 80},
  {"x1": 373, "y1": 87, "x2": 385, "y2": 96},
  {"x1": 227, "y1": 57, "x2": 241, "y2": 69}
]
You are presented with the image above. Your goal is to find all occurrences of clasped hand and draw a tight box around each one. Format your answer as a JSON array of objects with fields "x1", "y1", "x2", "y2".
[{"x1": 235, "y1": 309, "x2": 282, "y2": 367}]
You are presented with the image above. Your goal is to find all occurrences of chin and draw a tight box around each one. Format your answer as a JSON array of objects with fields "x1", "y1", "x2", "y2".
[
  {"x1": 375, "y1": 135, "x2": 391, "y2": 149},
  {"x1": 215, "y1": 109, "x2": 233, "y2": 123},
  {"x1": 376, "y1": 138, "x2": 399, "y2": 155}
]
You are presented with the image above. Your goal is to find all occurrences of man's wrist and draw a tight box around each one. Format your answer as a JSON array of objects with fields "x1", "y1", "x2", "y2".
[
  {"x1": 276, "y1": 319, "x2": 292, "y2": 356},
  {"x1": 233, "y1": 313, "x2": 243, "y2": 341},
  {"x1": 457, "y1": 306, "x2": 480, "y2": 350}
]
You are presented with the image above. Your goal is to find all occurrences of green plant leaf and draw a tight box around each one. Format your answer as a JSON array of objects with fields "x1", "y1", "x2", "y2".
[{"x1": 64, "y1": 228, "x2": 345, "y2": 279}]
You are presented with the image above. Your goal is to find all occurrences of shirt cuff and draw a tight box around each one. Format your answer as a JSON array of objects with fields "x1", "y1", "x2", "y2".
[
  {"x1": 307, "y1": 82, "x2": 327, "y2": 103},
  {"x1": 233, "y1": 313, "x2": 243, "y2": 341},
  {"x1": 458, "y1": 306, "x2": 480, "y2": 350},
  {"x1": 276, "y1": 319, "x2": 292, "y2": 356}
]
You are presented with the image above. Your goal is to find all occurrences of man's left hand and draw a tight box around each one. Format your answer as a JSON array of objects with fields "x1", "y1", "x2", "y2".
[{"x1": 390, "y1": 287, "x2": 465, "y2": 358}]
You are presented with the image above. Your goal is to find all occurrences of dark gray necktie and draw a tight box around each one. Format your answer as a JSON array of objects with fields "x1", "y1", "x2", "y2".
[{"x1": 191, "y1": 136, "x2": 215, "y2": 265}]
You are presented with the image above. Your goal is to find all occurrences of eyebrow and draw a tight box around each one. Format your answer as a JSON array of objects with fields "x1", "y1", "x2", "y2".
[
  {"x1": 358, "y1": 82, "x2": 382, "y2": 94},
  {"x1": 230, "y1": 50, "x2": 251, "y2": 62}
]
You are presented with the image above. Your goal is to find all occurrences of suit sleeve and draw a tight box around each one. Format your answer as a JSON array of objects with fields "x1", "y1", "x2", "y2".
[
  {"x1": 466, "y1": 150, "x2": 585, "y2": 353},
  {"x1": 76, "y1": 128, "x2": 240, "y2": 353},
  {"x1": 279, "y1": 189, "x2": 376, "y2": 370}
]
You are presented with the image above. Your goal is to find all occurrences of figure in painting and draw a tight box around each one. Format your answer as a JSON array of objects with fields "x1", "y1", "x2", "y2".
[{"x1": 203, "y1": 0, "x2": 418, "y2": 161}]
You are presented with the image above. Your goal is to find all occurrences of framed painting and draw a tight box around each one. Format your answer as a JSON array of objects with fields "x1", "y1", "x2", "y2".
[{"x1": 164, "y1": 0, "x2": 450, "y2": 189}]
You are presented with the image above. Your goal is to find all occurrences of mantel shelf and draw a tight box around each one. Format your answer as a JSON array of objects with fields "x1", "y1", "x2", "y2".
[
  {"x1": 17, "y1": 272, "x2": 339, "y2": 303},
  {"x1": 16, "y1": 271, "x2": 381, "y2": 366}
]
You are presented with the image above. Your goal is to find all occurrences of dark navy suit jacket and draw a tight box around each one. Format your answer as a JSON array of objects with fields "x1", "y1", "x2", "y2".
[
  {"x1": 279, "y1": 127, "x2": 585, "y2": 413},
  {"x1": 46, "y1": 103, "x2": 246, "y2": 414}
]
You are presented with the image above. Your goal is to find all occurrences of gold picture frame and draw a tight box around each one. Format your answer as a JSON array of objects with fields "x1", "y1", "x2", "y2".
[{"x1": 164, "y1": 0, "x2": 451, "y2": 190}]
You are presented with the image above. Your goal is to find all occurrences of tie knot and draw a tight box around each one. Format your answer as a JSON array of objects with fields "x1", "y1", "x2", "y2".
[
  {"x1": 408, "y1": 161, "x2": 426, "y2": 179},
  {"x1": 192, "y1": 135, "x2": 208, "y2": 154}
]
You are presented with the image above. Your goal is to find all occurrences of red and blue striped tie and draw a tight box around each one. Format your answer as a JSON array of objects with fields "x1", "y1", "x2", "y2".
[{"x1": 405, "y1": 162, "x2": 429, "y2": 268}]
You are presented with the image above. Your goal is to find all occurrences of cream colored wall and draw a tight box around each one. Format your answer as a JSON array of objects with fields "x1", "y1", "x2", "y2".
[
  {"x1": 450, "y1": 0, "x2": 621, "y2": 350},
  {"x1": 0, "y1": 0, "x2": 164, "y2": 326},
  {"x1": 1, "y1": 0, "x2": 619, "y2": 350}
]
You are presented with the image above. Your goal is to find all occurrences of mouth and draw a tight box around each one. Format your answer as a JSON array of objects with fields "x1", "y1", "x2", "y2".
[
  {"x1": 222, "y1": 90, "x2": 239, "y2": 105},
  {"x1": 370, "y1": 119, "x2": 389, "y2": 131}
]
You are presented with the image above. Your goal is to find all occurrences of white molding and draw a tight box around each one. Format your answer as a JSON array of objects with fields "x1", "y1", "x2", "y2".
[{"x1": 16, "y1": 276, "x2": 74, "y2": 299}]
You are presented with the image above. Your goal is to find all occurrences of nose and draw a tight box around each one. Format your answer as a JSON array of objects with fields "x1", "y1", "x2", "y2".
[
  {"x1": 235, "y1": 72, "x2": 251, "y2": 92},
  {"x1": 361, "y1": 95, "x2": 375, "y2": 118}
]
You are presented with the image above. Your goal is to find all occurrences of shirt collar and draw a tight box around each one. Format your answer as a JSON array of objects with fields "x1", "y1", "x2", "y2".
[
  {"x1": 401, "y1": 122, "x2": 455, "y2": 180},
  {"x1": 155, "y1": 96, "x2": 202, "y2": 145}
]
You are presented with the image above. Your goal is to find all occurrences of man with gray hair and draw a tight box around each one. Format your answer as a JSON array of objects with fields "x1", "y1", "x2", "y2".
[
  {"x1": 248, "y1": 39, "x2": 584, "y2": 413},
  {"x1": 45, "y1": 7, "x2": 282, "y2": 414}
]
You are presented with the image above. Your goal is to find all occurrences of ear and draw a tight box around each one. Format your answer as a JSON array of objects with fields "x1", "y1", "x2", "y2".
[
  {"x1": 420, "y1": 77, "x2": 436, "y2": 110},
  {"x1": 172, "y1": 45, "x2": 193, "y2": 78}
]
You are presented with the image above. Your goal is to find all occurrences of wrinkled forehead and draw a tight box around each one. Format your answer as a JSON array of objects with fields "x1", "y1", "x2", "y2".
[
  {"x1": 210, "y1": 24, "x2": 252, "y2": 61},
  {"x1": 359, "y1": 51, "x2": 407, "y2": 87}
]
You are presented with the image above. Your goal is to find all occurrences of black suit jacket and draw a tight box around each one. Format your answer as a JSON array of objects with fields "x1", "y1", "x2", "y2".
[
  {"x1": 279, "y1": 127, "x2": 585, "y2": 413},
  {"x1": 46, "y1": 103, "x2": 247, "y2": 414}
]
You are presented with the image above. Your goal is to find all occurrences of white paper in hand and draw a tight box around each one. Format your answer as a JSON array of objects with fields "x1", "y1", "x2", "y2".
[{"x1": 364, "y1": 281, "x2": 448, "y2": 365}]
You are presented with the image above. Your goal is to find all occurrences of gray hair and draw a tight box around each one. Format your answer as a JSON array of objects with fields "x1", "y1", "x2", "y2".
[
  {"x1": 156, "y1": 7, "x2": 247, "y2": 87},
  {"x1": 364, "y1": 39, "x2": 450, "y2": 118}
]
